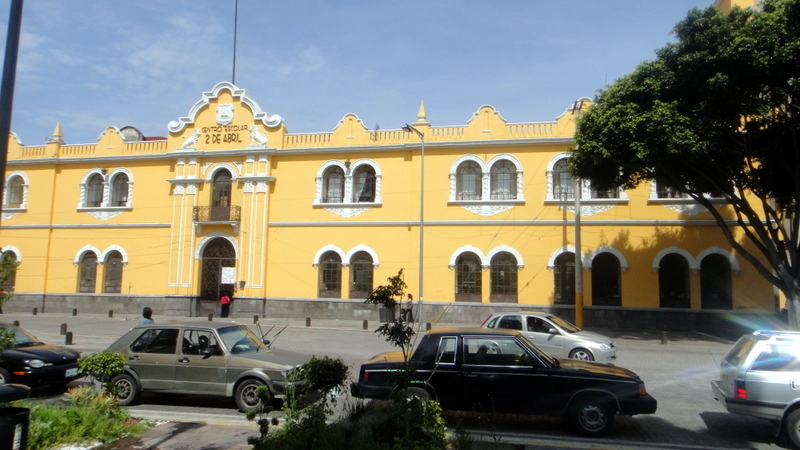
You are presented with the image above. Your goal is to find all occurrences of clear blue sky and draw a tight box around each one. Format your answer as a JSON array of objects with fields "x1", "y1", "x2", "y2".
[{"x1": 0, "y1": 0, "x2": 712, "y2": 145}]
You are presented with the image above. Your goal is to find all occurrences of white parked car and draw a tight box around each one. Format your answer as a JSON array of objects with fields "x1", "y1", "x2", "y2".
[{"x1": 481, "y1": 311, "x2": 617, "y2": 362}]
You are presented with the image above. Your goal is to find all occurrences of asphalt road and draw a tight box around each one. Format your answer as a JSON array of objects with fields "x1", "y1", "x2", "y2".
[{"x1": 1, "y1": 312, "x2": 792, "y2": 450}]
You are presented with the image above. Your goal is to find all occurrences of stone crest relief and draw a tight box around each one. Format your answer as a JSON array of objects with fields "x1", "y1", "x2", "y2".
[{"x1": 217, "y1": 104, "x2": 234, "y2": 125}]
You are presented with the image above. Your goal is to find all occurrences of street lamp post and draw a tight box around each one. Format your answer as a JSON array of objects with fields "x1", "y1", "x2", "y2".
[{"x1": 403, "y1": 123, "x2": 425, "y2": 330}]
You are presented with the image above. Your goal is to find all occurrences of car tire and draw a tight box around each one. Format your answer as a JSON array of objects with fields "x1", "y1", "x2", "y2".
[
  {"x1": 570, "y1": 396, "x2": 614, "y2": 437},
  {"x1": 569, "y1": 348, "x2": 595, "y2": 361},
  {"x1": 402, "y1": 386, "x2": 431, "y2": 402},
  {"x1": 785, "y1": 409, "x2": 800, "y2": 448},
  {"x1": 0, "y1": 368, "x2": 10, "y2": 384},
  {"x1": 235, "y1": 379, "x2": 267, "y2": 413},
  {"x1": 112, "y1": 373, "x2": 141, "y2": 407}
]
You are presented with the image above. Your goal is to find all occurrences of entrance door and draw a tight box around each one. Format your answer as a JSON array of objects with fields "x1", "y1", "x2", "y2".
[{"x1": 200, "y1": 238, "x2": 236, "y2": 313}]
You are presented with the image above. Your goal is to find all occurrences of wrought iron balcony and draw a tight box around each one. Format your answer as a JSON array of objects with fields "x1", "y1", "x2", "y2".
[{"x1": 193, "y1": 206, "x2": 241, "y2": 235}]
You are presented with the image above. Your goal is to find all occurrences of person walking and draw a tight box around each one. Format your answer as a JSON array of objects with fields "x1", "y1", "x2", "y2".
[
  {"x1": 138, "y1": 307, "x2": 154, "y2": 326},
  {"x1": 403, "y1": 294, "x2": 414, "y2": 324},
  {"x1": 220, "y1": 295, "x2": 231, "y2": 318}
]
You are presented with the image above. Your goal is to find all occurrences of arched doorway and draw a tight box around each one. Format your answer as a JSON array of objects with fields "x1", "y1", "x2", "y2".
[
  {"x1": 554, "y1": 252, "x2": 575, "y2": 305},
  {"x1": 200, "y1": 238, "x2": 236, "y2": 310},
  {"x1": 659, "y1": 253, "x2": 690, "y2": 308},
  {"x1": 591, "y1": 252, "x2": 621, "y2": 306},
  {"x1": 701, "y1": 254, "x2": 732, "y2": 310}
]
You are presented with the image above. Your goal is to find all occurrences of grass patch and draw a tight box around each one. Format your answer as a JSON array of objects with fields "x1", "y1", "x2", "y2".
[{"x1": 12, "y1": 385, "x2": 151, "y2": 449}]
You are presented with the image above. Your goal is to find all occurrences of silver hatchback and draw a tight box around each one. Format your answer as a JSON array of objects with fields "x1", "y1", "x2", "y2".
[
  {"x1": 481, "y1": 311, "x2": 617, "y2": 362},
  {"x1": 711, "y1": 330, "x2": 800, "y2": 447}
]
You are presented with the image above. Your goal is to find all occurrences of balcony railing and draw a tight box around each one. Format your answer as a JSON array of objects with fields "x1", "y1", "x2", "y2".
[{"x1": 193, "y1": 206, "x2": 241, "y2": 222}]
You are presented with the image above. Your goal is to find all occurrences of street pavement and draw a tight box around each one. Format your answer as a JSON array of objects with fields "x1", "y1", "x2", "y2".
[{"x1": 0, "y1": 311, "x2": 791, "y2": 450}]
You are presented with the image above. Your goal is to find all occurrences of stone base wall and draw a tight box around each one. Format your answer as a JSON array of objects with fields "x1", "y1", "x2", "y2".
[{"x1": 2, "y1": 294, "x2": 787, "y2": 340}]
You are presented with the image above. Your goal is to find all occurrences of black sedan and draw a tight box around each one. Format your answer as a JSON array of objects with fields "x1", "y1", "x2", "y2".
[
  {"x1": 0, "y1": 322, "x2": 82, "y2": 388},
  {"x1": 351, "y1": 327, "x2": 657, "y2": 437}
]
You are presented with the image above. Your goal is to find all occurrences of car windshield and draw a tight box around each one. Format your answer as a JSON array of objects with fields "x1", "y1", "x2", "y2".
[
  {"x1": 218, "y1": 325, "x2": 267, "y2": 354},
  {"x1": 546, "y1": 315, "x2": 581, "y2": 333},
  {"x1": 518, "y1": 335, "x2": 558, "y2": 366},
  {"x1": 0, "y1": 326, "x2": 43, "y2": 347}
]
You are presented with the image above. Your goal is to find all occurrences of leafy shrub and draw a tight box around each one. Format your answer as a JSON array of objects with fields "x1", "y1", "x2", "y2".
[
  {"x1": 78, "y1": 350, "x2": 125, "y2": 393},
  {"x1": 20, "y1": 385, "x2": 150, "y2": 449}
]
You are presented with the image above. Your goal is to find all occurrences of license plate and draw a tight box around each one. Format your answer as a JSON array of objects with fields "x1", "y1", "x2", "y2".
[{"x1": 65, "y1": 368, "x2": 78, "y2": 378}]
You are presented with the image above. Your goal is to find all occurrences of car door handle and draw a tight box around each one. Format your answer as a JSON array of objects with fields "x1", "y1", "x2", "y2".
[
  {"x1": 128, "y1": 355, "x2": 140, "y2": 361},
  {"x1": 178, "y1": 357, "x2": 190, "y2": 363},
  {"x1": 464, "y1": 373, "x2": 479, "y2": 378},
  {"x1": 792, "y1": 380, "x2": 800, "y2": 390}
]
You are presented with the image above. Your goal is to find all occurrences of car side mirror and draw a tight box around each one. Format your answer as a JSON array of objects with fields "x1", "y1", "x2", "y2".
[{"x1": 548, "y1": 328, "x2": 558, "y2": 335}]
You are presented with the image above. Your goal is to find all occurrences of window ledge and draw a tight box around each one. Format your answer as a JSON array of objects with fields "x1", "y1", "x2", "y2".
[
  {"x1": 648, "y1": 198, "x2": 725, "y2": 216},
  {"x1": 1, "y1": 208, "x2": 25, "y2": 221},
  {"x1": 314, "y1": 202, "x2": 382, "y2": 218},
  {"x1": 449, "y1": 200, "x2": 524, "y2": 217},
  {"x1": 545, "y1": 198, "x2": 628, "y2": 216},
  {"x1": 77, "y1": 207, "x2": 131, "y2": 221}
]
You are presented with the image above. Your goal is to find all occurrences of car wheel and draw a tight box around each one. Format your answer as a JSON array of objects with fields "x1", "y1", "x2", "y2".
[
  {"x1": 569, "y1": 348, "x2": 594, "y2": 361},
  {"x1": 112, "y1": 373, "x2": 141, "y2": 407},
  {"x1": 0, "y1": 368, "x2": 10, "y2": 384},
  {"x1": 785, "y1": 409, "x2": 800, "y2": 448},
  {"x1": 570, "y1": 396, "x2": 614, "y2": 437},
  {"x1": 235, "y1": 379, "x2": 267, "y2": 413}
]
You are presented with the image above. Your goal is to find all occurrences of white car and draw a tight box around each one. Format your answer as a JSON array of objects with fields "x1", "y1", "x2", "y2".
[{"x1": 480, "y1": 311, "x2": 617, "y2": 362}]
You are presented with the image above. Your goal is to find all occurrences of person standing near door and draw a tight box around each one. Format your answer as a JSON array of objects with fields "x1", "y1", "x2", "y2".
[{"x1": 220, "y1": 295, "x2": 231, "y2": 318}]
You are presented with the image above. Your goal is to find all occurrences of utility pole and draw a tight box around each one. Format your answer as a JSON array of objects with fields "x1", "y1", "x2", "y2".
[{"x1": 572, "y1": 99, "x2": 585, "y2": 328}]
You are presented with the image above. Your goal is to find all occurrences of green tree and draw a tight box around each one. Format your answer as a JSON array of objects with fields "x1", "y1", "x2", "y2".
[{"x1": 570, "y1": 0, "x2": 800, "y2": 327}]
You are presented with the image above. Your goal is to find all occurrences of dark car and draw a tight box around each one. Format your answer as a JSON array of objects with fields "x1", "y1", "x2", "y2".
[
  {"x1": 351, "y1": 327, "x2": 657, "y2": 437},
  {"x1": 106, "y1": 321, "x2": 312, "y2": 412},
  {"x1": 0, "y1": 322, "x2": 82, "y2": 388}
]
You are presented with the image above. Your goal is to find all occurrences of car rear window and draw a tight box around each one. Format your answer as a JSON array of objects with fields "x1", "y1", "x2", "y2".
[
  {"x1": 751, "y1": 344, "x2": 800, "y2": 372},
  {"x1": 723, "y1": 337, "x2": 756, "y2": 367}
]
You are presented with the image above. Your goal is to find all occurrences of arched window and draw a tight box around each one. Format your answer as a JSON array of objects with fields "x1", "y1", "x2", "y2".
[
  {"x1": 352, "y1": 165, "x2": 376, "y2": 203},
  {"x1": 456, "y1": 161, "x2": 482, "y2": 200},
  {"x1": 5, "y1": 175, "x2": 24, "y2": 208},
  {"x1": 78, "y1": 252, "x2": 98, "y2": 293},
  {"x1": 656, "y1": 181, "x2": 688, "y2": 199},
  {"x1": 323, "y1": 167, "x2": 345, "y2": 203},
  {"x1": 455, "y1": 252, "x2": 482, "y2": 302},
  {"x1": 591, "y1": 253, "x2": 621, "y2": 306},
  {"x1": 110, "y1": 173, "x2": 130, "y2": 207},
  {"x1": 553, "y1": 159, "x2": 575, "y2": 201},
  {"x1": 701, "y1": 254, "x2": 732, "y2": 310},
  {"x1": 554, "y1": 252, "x2": 575, "y2": 304},
  {"x1": 349, "y1": 251, "x2": 374, "y2": 299},
  {"x1": 1, "y1": 251, "x2": 18, "y2": 293},
  {"x1": 490, "y1": 252, "x2": 517, "y2": 303},
  {"x1": 104, "y1": 250, "x2": 124, "y2": 293},
  {"x1": 211, "y1": 170, "x2": 232, "y2": 220},
  {"x1": 319, "y1": 251, "x2": 342, "y2": 298},
  {"x1": 659, "y1": 253, "x2": 690, "y2": 308},
  {"x1": 86, "y1": 174, "x2": 104, "y2": 207},
  {"x1": 490, "y1": 160, "x2": 516, "y2": 200}
]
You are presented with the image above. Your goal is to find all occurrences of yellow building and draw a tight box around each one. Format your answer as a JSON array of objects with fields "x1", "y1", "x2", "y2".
[{"x1": 0, "y1": 81, "x2": 780, "y2": 331}]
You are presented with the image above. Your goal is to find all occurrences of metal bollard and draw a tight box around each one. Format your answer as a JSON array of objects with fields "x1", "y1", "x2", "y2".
[
  {"x1": 208, "y1": 314, "x2": 213, "y2": 321},
  {"x1": 60, "y1": 323, "x2": 68, "y2": 335},
  {"x1": 108, "y1": 310, "x2": 114, "y2": 318},
  {"x1": 426, "y1": 322, "x2": 432, "y2": 331},
  {"x1": 306, "y1": 317, "x2": 311, "y2": 327},
  {"x1": 661, "y1": 331, "x2": 668, "y2": 344},
  {"x1": 363, "y1": 319, "x2": 368, "y2": 330},
  {"x1": 13, "y1": 320, "x2": 19, "y2": 327},
  {"x1": 254, "y1": 315, "x2": 259, "y2": 324},
  {"x1": 33, "y1": 307, "x2": 37, "y2": 315},
  {"x1": 72, "y1": 308, "x2": 78, "y2": 316},
  {"x1": 65, "y1": 332, "x2": 73, "y2": 345}
]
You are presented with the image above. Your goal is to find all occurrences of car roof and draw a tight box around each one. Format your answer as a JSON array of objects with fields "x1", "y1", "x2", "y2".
[
  {"x1": 428, "y1": 327, "x2": 521, "y2": 337},
  {"x1": 132, "y1": 320, "x2": 246, "y2": 331}
]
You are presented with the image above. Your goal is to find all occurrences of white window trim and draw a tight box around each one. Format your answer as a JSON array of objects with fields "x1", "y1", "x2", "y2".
[
  {"x1": 545, "y1": 153, "x2": 628, "y2": 216},
  {"x1": 314, "y1": 159, "x2": 382, "y2": 218}
]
